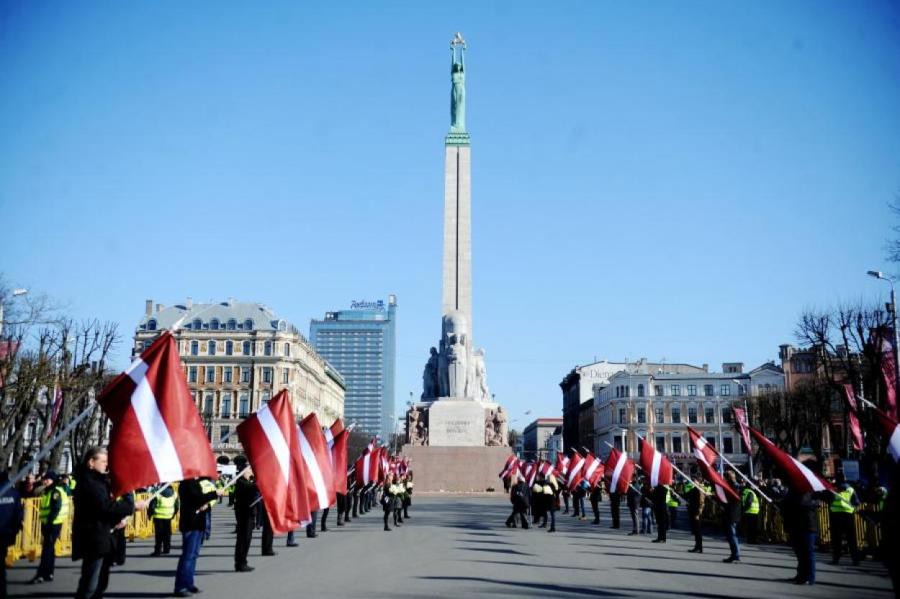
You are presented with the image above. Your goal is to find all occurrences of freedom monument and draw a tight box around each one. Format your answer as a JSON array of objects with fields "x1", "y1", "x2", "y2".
[{"x1": 402, "y1": 34, "x2": 512, "y2": 492}]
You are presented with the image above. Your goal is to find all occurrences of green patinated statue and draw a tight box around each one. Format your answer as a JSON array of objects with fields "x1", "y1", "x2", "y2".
[{"x1": 450, "y1": 32, "x2": 466, "y2": 133}]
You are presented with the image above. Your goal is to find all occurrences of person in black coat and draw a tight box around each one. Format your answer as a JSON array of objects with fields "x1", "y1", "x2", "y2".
[
  {"x1": 0, "y1": 471, "x2": 24, "y2": 599},
  {"x1": 626, "y1": 484, "x2": 640, "y2": 535},
  {"x1": 589, "y1": 480, "x2": 603, "y2": 525},
  {"x1": 232, "y1": 465, "x2": 257, "y2": 572},
  {"x1": 174, "y1": 478, "x2": 220, "y2": 596},
  {"x1": 72, "y1": 447, "x2": 134, "y2": 599},
  {"x1": 505, "y1": 478, "x2": 530, "y2": 529},
  {"x1": 782, "y1": 488, "x2": 821, "y2": 585},
  {"x1": 652, "y1": 484, "x2": 669, "y2": 543},
  {"x1": 609, "y1": 490, "x2": 621, "y2": 529}
]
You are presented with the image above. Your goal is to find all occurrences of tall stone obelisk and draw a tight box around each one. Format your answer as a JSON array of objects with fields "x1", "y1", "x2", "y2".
[{"x1": 443, "y1": 32, "x2": 472, "y2": 337}]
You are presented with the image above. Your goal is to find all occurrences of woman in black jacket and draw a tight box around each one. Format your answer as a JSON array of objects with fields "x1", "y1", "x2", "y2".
[{"x1": 72, "y1": 447, "x2": 134, "y2": 599}]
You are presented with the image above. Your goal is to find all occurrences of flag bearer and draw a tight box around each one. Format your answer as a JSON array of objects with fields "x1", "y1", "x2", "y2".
[
  {"x1": 30, "y1": 471, "x2": 68, "y2": 584},
  {"x1": 829, "y1": 477, "x2": 861, "y2": 566},
  {"x1": 722, "y1": 471, "x2": 742, "y2": 563},
  {"x1": 174, "y1": 477, "x2": 222, "y2": 596},
  {"x1": 232, "y1": 462, "x2": 257, "y2": 572},
  {"x1": 652, "y1": 484, "x2": 669, "y2": 543},
  {"x1": 741, "y1": 483, "x2": 760, "y2": 544},
  {"x1": 149, "y1": 486, "x2": 178, "y2": 556},
  {"x1": 685, "y1": 478, "x2": 706, "y2": 553},
  {"x1": 589, "y1": 479, "x2": 603, "y2": 525}
]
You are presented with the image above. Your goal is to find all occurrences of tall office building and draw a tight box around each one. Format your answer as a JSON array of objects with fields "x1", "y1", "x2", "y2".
[{"x1": 310, "y1": 296, "x2": 397, "y2": 437}]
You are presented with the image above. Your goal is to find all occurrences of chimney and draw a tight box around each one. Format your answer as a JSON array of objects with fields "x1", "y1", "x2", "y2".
[
  {"x1": 702, "y1": 363, "x2": 709, "y2": 372},
  {"x1": 156, "y1": 303, "x2": 164, "y2": 313},
  {"x1": 145, "y1": 299, "x2": 153, "y2": 317},
  {"x1": 186, "y1": 296, "x2": 193, "y2": 309},
  {"x1": 227, "y1": 297, "x2": 235, "y2": 306}
]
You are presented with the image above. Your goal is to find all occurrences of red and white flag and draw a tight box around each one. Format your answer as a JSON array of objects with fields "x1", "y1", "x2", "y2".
[
  {"x1": 355, "y1": 441, "x2": 381, "y2": 486},
  {"x1": 298, "y1": 413, "x2": 336, "y2": 512},
  {"x1": 696, "y1": 457, "x2": 740, "y2": 503},
  {"x1": 236, "y1": 390, "x2": 309, "y2": 534},
  {"x1": 732, "y1": 407, "x2": 752, "y2": 455},
  {"x1": 555, "y1": 453, "x2": 570, "y2": 477},
  {"x1": 841, "y1": 384, "x2": 864, "y2": 452},
  {"x1": 98, "y1": 332, "x2": 216, "y2": 495},
  {"x1": 523, "y1": 461, "x2": 537, "y2": 487},
  {"x1": 588, "y1": 462, "x2": 605, "y2": 488},
  {"x1": 46, "y1": 386, "x2": 64, "y2": 438},
  {"x1": 603, "y1": 447, "x2": 634, "y2": 494},
  {"x1": 499, "y1": 455, "x2": 518, "y2": 479},
  {"x1": 687, "y1": 426, "x2": 719, "y2": 467},
  {"x1": 639, "y1": 439, "x2": 674, "y2": 487},
  {"x1": 878, "y1": 330, "x2": 898, "y2": 420},
  {"x1": 747, "y1": 426, "x2": 833, "y2": 494},
  {"x1": 873, "y1": 407, "x2": 900, "y2": 462},
  {"x1": 331, "y1": 429, "x2": 350, "y2": 495},
  {"x1": 566, "y1": 452, "x2": 586, "y2": 490},
  {"x1": 582, "y1": 452, "x2": 601, "y2": 486}
]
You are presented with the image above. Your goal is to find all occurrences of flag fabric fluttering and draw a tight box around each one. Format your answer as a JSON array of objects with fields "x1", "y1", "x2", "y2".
[
  {"x1": 499, "y1": 455, "x2": 518, "y2": 479},
  {"x1": 298, "y1": 413, "x2": 336, "y2": 512},
  {"x1": 873, "y1": 408, "x2": 900, "y2": 462},
  {"x1": 841, "y1": 384, "x2": 864, "y2": 452},
  {"x1": 582, "y1": 452, "x2": 602, "y2": 487},
  {"x1": 638, "y1": 438, "x2": 674, "y2": 487},
  {"x1": 556, "y1": 453, "x2": 570, "y2": 477},
  {"x1": 603, "y1": 447, "x2": 634, "y2": 495},
  {"x1": 687, "y1": 426, "x2": 719, "y2": 467},
  {"x1": 236, "y1": 390, "x2": 309, "y2": 534},
  {"x1": 747, "y1": 426, "x2": 833, "y2": 494},
  {"x1": 355, "y1": 440, "x2": 381, "y2": 487},
  {"x1": 331, "y1": 429, "x2": 350, "y2": 495},
  {"x1": 878, "y1": 330, "x2": 899, "y2": 420},
  {"x1": 98, "y1": 332, "x2": 217, "y2": 495},
  {"x1": 566, "y1": 452, "x2": 586, "y2": 491},
  {"x1": 695, "y1": 457, "x2": 740, "y2": 503},
  {"x1": 731, "y1": 407, "x2": 753, "y2": 456}
]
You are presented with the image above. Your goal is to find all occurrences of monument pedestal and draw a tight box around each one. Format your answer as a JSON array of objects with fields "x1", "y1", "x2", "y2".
[{"x1": 402, "y1": 444, "x2": 512, "y2": 493}]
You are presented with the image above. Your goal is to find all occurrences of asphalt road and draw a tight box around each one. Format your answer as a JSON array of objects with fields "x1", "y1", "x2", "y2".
[{"x1": 6, "y1": 496, "x2": 893, "y2": 598}]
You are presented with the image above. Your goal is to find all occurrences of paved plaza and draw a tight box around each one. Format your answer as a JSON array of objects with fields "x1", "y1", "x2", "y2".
[{"x1": 6, "y1": 496, "x2": 893, "y2": 598}]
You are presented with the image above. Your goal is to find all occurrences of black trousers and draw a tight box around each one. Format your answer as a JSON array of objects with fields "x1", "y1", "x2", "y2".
[
  {"x1": 610, "y1": 495, "x2": 620, "y2": 528},
  {"x1": 744, "y1": 513, "x2": 758, "y2": 544},
  {"x1": 506, "y1": 507, "x2": 529, "y2": 528},
  {"x1": 830, "y1": 512, "x2": 860, "y2": 563},
  {"x1": 628, "y1": 507, "x2": 638, "y2": 533},
  {"x1": 690, "y1": 517, "x2": 703, "y2": 549},
  {"x1": 153, "y1": 519, "x2": 172, "y2": 554},
  {"x1": 654, "y1": 507, "x2": 669, "y2": 541},
  {"x1": 336, "y1": 495, "x2": 346, "y2": 524},
  {"x1": 590, "y1": 496, "x2": 600, "y2": 523},
  {"x1": 234, "y1": 515, "x2": 253, "y2": 568},
  {"x1": 74, "y1": 553, "x2": 113, "y2": 599},
  {"x1": 351, "y1": 492, "x2": 359, "y2": 517},
  {"x1": 261, "y1": 515, "x2": 273, "y2": 554}
]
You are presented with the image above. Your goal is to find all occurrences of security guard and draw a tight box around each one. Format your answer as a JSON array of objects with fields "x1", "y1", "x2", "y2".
[
  {"x1": 199, "y1": 477, "x2": 218, "y2": 542},
  {"x1": 666, "y1": 485, "x2": 680, "y2": 529},
  {"x1": 741, "y1": 483, "x2": 760, "y2": 544},
  {"x1": 829, "y1": 477, "x2": 861, "y2": 565},
  {"x1": 30, "y1": 471, "x2": 68, "y2": 584},
  {"x1": 149, "y1": 485, "x2": 179, "y2": 556}
]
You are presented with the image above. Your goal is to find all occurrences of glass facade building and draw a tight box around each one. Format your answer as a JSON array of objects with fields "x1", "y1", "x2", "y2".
[{"x1": 309, "y1": 296, "x2": 397, "y2": 438}]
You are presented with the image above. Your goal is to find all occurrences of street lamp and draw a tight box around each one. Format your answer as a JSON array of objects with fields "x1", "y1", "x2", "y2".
[
  {"x1": 0, "y1": 288, "x2": 28, "y2": 338},
  {"x1": 867, "y1": 270, "x2": 900, "y2": 398}
]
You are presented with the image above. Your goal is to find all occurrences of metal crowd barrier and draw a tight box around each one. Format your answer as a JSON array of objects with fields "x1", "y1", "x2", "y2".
[{"x1": 5, "y1": 492, "x2": 181, "y2": 566}]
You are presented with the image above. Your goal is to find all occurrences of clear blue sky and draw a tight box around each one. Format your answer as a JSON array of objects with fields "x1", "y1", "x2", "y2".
[{"x1": 2, "y1": 2, "x2": 899, "y2": 429}]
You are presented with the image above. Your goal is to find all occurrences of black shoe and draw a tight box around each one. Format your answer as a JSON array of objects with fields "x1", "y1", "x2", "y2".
[
  {"x1": 151, "y1": 552, "x2": 161, "y2": 557},
  {"x1": 28, "y1": 577, "x2": 45, "y2": 585},
  {"x1": 337, "y1": 521, "x2": 343, "y2": 526},
  {"x1": 262, "y1": 551, "x2": 277, "y2": 556},
  {"x1": 548, "y1": 527, "x2": 556, "y2": 533},
  {"x1": 723, "y1": 556, "x2": 739, "y2": 563},
  {"x1": 592, "y1": 520, "x2": 600, "y2": 525},
  {"x1": 235, "y1": 565, "x2": 255, "y2": 572},
  {"x1": 189, "y1": 586, "x2": 202, "y2": 594},
  {"x1": 321, "y1": 526, "x2": 328, "y2": 532},
  {"x1": 384, "y1": 526, "x2": 391, "y2": 531},
  {"x1": 174, "y1": 591, "x2": 193, "y2": 598},
  {"x1": 286, "y1": 542, "x2": 299, "y2": 547},
  {"x1": 688, "y1": 547, "x2": 703, "y2": 553},
  {"x1": 628, "y1": 531, "x2": 638, "y2": 536},
  {"x1": 829, "y1": 559, "x2": 839, "y2": 565},
  {"x1": 652, "y1": 539, "x2": 665, "y2": 543}
]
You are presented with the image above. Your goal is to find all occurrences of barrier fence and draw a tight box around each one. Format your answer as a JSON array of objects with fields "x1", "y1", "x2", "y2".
[{"x1": 5, "y1": 492, "x2": 181, "y2": 566}]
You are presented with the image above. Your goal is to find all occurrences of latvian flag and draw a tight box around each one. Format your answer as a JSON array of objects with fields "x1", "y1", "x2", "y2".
[
  {"x1": 555, "y1": 453, "x2": 570, "y2": 477},
  {"x1": 355, "y1": 441, "x2": 381, "y2": 486},
  {"x1": 603, "y1": 447, "x2": 634, "y2": 494},
  {"x1": 523, "y1": 461, "x2": 537, "y2": 487},
  {"x1": 298, "y1": 413, "x2": 337, "y2": 512},
  {"x1": 98, "y1": 332, "x2": 216, "y2": 496},
  {"x1": 748, "y1": 427, "x2": 833, "y2": 494},
  {"x1": 498, "y1": 455, "x2": 518, "y2": 479},
  {"x1": 695, "y1": 457, "x2": 740, "y2": 503},
  {"x1": 639, "y1": 438, "x2": 674, "y2": 487},
  {"x1": 236, "y1": 390, "x2": 309, "y2": 533},
  {"x1": 874, "y1": 408, "x2": 900, "y2": 462},
  {"x1": 687, "y1": 426, "x2": 718, "y2": 467},
  {"x1": 566, "y1": 452, "x2": 586, "y2": 491},
  {"x1": 582, "y1": 452, "x2": 602, "y2": 487}
]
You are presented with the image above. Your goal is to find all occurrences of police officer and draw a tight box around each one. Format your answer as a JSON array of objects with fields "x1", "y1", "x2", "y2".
[
  {"x1": 741, "y1": 483, "x2": 760, "y2": 544},
  {"x1": 149, "y1": 485, "x2": 178, "y2": 556},
  {"x1": 829, "y1": 477, "x2": 861, "y2": 566},
  {"x1": 232, "y1": 460, "x2": 257, "y2": 572},
  {"x1": 30, "y1": 471, "x2": 68, "y2": 584},
  {"x1": 685, "y1": 478, "x2": 707, "y2": 553},
  {"x1": 0, "y1": 470, "x2": 24, "y2": 598}
]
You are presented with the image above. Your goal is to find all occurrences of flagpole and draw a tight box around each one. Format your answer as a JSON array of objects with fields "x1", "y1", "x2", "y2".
[
  {"x1": 629, "y1": 434, "x2": 689, "y2": 503},
  {"x1": 717, "y1": 450, "x2": 773, "y2": 503},
  {"x1": 0, "y1": 401, "x2": 96, "y2": 498},
  {"x1": 629, "y1": 433, "x2": 710, "y2": 497}
]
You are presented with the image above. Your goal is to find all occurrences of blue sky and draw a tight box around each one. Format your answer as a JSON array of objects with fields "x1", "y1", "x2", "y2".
[{"x1": 2, "y1": 2, "x2": 899, "y2": 428}]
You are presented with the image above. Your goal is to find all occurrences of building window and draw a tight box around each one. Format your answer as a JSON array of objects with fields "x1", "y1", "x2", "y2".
[
  {"x1": 188, "y1": 366, "x2": 198, "y2": 383},
  {"x1": 282, "y1": 369, "x2": 289, "y2": 384},
  {"x1": 723, "y1": 437, "x2": 734, "y2": 454},
  {"x1": 284, "y1": 343, "x2": 291, "y2": 357},
  {"x1": 210, "y1": 318, "x2": 220, "y2": 331},
  {"x1": 687, "y1": 384, "x2": 697, "y2": 396},
  {"x1": 705, "y1": 407, "x2": 715, "y2": 423},
  {"x1": 243, "y1": 341, "x2": 252, "y2": 356},
  {"x1": 205, "y1": 367, "x2": 215, "y2": 383},
  {"x1": 671, "y1": 385, "x2": 681, "y2": 397},
  {"x1": 191, "y1": 341, "x2": 199, "y2": 356},
  {"x1": 618, "y1": 408, "x2": 626, "y2": 424},
  {"x1": 637, "y1": 384, "x2": 645, "y2": 397},
  {"x1": 654, "y1": 385, "x2": 663, "y2": 397},
  {"x1": 224, "y1": 368, "x2": 232, "y2": 384},
  {"x1": 615, "y1": 386, "x2": 620, "y2": 398},
  {"x1": 671, "y1": 406, "x2": 681, "y2": 424},
  {"x1": 263, "y1": 368, "x2": 272, "y2": 384},
  {"x1": 203, "y1": 393, "x2": 214, "y2": 417},
  {"x1": 261, "y1": 390, "x2": 270, "y2": 405},
  {"x1": 655, "y1": 435, "x2": 665, "y2": 452},
  {"x1": 721, "y1": 408, "x2": 732, "y2": 423},
  {"x1": 219, "y1": 425, "x2": 230, "y2": 442},
  {"x1": 241, "y1": 367, "x2": 251, "y2": 383},
  {"x1": 704, "y1": 384, "x2": 714, "y2": 396},
  {"x1": 221, "y1": 392, "x2": 232, "y2": 418},
  {"x1": 705, "y1": 435, "x2": 716, "y2": 449},
  {"x1": 738, "y1": 384, "x2": 747, "y2": 396},
  {"x1": 227, "y1": 319, "x2": 237, "y2": 330},
  {"x1": 239, "y1": 394, "x2": 249, "y2": 417},
  {"x1": 672, "y1": 436, "x2": 682, "y2": 453},
  {"x1": 147, "y1": 319, "x2": 157, "y2": 331},
  {"x1": 654, "y1": 407, "x2": 664, "y2": 423},
  {"x1": 720, "y1": 384, "x2": 730, "y2": 396},
  {"x1": 244, "y1": 319, "x2": 253, "y2": 330},
  {"x1": 614, "y1": 436, "x2": 623, "y2": 451},
  {"x1": 225, "y1": 341, "x2": 233, "y2": 356},
  {"x1": 208, "y1": 340, "x2": 216, "y2": 356},
  {"x1": 264, "y1": 341, "x2": 272, "y2": 356},
  {"x1": 688, "y1": 407, "x2": 698, "y2": 423},
  {"x1": 637, "y1": 408, "x2": 646, "y2": 424},
  {"x1": 193, "y1": 319, "x2": 202, "y2": 330}
]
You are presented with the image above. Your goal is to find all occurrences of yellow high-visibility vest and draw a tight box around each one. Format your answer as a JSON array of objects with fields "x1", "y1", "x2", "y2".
[
  {"x1": 199, "y1": 479, "x2": 218, "y2": 508},
  {"x1": 38, "y1": 486, "x2": 69, "y2": 525},
  {"x1": 830, "y1": 488, "x2": 856, "y2": 514},
  {"x1": 742, "y1": 488, "x2": 760, "y2": 515},
  {"x1": 153, "y1": 494, "x2": 177, "y2": 520}
]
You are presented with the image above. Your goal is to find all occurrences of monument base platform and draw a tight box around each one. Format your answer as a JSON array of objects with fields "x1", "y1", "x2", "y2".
[{"x1": 401, "y1": 445, "x2": 512, "y2": 493}]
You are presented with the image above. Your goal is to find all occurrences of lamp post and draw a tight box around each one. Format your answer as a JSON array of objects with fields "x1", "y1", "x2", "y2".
[
  {"x1": 867, "y1": 270, "x2": 900, "y2": 401},
  {"x1": 0, "y1": 288, "x2": 28, "y2": 338}
]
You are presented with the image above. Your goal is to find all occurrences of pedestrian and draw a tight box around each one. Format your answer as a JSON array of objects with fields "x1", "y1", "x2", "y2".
[
  {"x1": 828, "y1": 476, "x2": 861, "y2": 565},
  {"x1": 722, "y1": 471, "x2": 742, "y2": 563},
  {"x1": 30, "y1": 471, "x2": 68, "y2": 584},
  {"x1": 639, "y1": 480, "x2": 653, "y2": 535},
  {"x1": 741, "y1": 482, "x2": 760, "y2": 544},
  {"x1": 148, "y1": 485, "x2": 178, "y2": 556},
  {"x1": 685, "y1": 478, "x2": 706, "y2": 553},
  {"x1": 652, "y1": 484, "x2": 669, "y2": 543},
  {"x1": 782, "y1": 487, "x2": 820, "y2": 585},
  {"x1": 174, "y1": 477, "x2": 221, "y2": 596},
  {"x1": 545, "y1": 471, "x2": 559, "y2": 533},
  {"x1": 72, "y1": 447, "x2": 134, "y2": 599},
  {"x1": 232, "y1": 462, "x2": 257, "y2": 571},
  {"x1": 505, "y1": 476, "x2": 530, "y2": 529},
  {"x1": 0, "y1": 470, "x2": 24, "y2": 599},
  {"x1": 626, "y1": 483, "x2": 640, "y2": 535},
  {"x1": 609, "y1": 490, "x2": 621, "y2": 529},
  {"x1": 589, "y1": 479, "x2": 603, "y2": 525},
  {"x1": 403, "y1": 472, "x2": 414, "y2": 519}
]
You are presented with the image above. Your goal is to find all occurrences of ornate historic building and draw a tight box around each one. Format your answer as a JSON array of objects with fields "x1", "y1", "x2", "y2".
[{"x1": 133, "y1": 298, "x2": 345, "y2": 458}]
